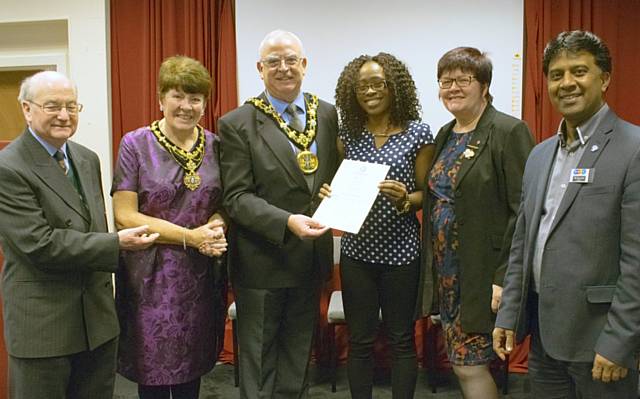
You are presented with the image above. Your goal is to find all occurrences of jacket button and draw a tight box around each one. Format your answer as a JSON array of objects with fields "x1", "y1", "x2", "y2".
[{"x1": 66, "y1": 220, "x2": 73, "y2": 226}]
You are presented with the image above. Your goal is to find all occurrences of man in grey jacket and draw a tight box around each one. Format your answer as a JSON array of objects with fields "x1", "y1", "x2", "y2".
[{"x1": 493, "y1": 30, "x2": 640, "y2": 398}]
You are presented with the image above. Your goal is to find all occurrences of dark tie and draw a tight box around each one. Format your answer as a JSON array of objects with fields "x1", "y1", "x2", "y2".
[
  {"x1": 285, "y1": 103, "x2": 304, "y2": 132},
  {"x1": 54, "y1": 150, "x2": 68, "y2": 175},
  {"x1": 54, "y1": 150, "x2": 85, "y2": 204}
]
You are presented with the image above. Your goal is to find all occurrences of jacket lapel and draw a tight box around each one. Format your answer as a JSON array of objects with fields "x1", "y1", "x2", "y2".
[
  {"x1": 548, "y1": 112, "x2": 615, "y2": 235},
  {"x1": 254, "y1": 94, "x2": 309, "y2": 191},
  {"x1": 313, "y1": 101, "x2": 331, "y2": 193},
  {"x1": 22, "y1": 131, "x2": 90, "y2": 222},
  {"x1": 527, "y1": 138, "x2": 558, "y2": 244}
]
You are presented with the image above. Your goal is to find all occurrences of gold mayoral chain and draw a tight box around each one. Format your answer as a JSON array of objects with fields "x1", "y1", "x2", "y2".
[
  {"x1": 150, "y1": 120, "x2": 205, "y2": 190},
  {"x1": 246, "y1": 94, "x2": 319, "y2": 174}
]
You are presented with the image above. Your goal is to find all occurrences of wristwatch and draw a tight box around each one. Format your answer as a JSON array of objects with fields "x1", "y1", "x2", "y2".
[{"x1": 395, "y1": 194, "x2": 411, "y2": 215}]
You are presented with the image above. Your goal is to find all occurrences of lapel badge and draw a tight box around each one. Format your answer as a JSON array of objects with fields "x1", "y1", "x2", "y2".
[
  {"x1": 463, "y1": 148, "x2": 475, "y2": 159},
  {"x1": 463, "y1": 144, "x2": 479, "y2": 159},
  {"x1": 590, "y1": 144, "x2": 599, "y2": 152}
]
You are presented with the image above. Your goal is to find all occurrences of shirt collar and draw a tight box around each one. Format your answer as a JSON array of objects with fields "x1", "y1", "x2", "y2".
[
  {"x1": 28, "y1": 126, "x2": 68, "y2": 157},
  {"x1": 265, "y1": 90, "x2": 305, "y2": 116},
  {"x1": 556, "y1": 103, "x2": 609, "y2": 153}
]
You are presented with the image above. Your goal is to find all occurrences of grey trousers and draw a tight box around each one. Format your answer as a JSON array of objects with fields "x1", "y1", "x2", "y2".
[
  {"x1": 9, "y1": 337, "x2": 118, "y2": 399},
  {"x1": 235, "y1": 285, "x2": 320, "y2": 399}
]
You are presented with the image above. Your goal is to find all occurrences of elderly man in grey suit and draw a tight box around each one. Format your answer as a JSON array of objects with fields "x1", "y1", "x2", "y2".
[
  {"x1": 493, "y1": 30, "x2": 640, "y2": 398},
  {"x1": 0, "y1": 71, "x2": 158, "y2": 399}
]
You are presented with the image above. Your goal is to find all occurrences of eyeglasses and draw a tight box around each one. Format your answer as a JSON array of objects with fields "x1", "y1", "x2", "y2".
[
  {"x1": 28, "y1": 101, "x2": 83, "y2": 115},
  {"x1": 438, "y1": 76, "x2": 476, "y2": 89},
  {"x1": 355, "y1": 80, "x2": 387, "y2": 95},
  {"x1": 261, "y1": 56, "x2": 301, "y2": 69}
]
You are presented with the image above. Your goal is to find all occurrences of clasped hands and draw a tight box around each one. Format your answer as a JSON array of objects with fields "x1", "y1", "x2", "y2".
[{"x1": 189, "y1": 220, "x2": 227, "y2": 257}]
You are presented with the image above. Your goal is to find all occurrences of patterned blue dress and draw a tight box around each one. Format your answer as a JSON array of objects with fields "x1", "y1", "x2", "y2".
[
  {"x1": 339, "y1": 121, "x2": 433, "y2": 265},
  {"x1": 428, "y1": 131, "x2": 495, "y2": 366}
]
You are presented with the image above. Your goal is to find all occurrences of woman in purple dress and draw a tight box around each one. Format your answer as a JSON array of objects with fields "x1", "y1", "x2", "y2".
[{"x1": 112, "y1": 56, "x2": 227, "y2": 399}]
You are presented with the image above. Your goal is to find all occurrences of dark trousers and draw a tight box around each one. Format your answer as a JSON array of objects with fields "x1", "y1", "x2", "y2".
[
  {"x1": 138, "y1": 378, "x2": 201, "y2": 399},
  {"x1": 235, "y1": 284, "x2": 320, "y2": 399},
  {"x1": 340, "y1": 255, "x2": 419, "y2": 399},
  {"x1": 9, "y1": 337, "x2": 118, "y2": 399},
  {"x1": 528, "y1": 292, "x2": 638, "y2": 399}
]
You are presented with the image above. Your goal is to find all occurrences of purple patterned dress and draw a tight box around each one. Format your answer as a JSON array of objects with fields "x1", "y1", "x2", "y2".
[{"x1": 112, "y1": 125, "x2": 225, "y2": 385}]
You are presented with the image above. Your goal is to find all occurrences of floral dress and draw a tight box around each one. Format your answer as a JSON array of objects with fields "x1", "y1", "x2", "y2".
[{"x1": 428, "y1": 131, "x2": 495, "y2": 366}]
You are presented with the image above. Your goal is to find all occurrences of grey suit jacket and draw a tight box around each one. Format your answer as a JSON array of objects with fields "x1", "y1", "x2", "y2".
[
  {"x1": 496, "y1": 108, "x2": 640, "y2": 369},
  {"x1": 218, "y1": 93, "x2": 339, "y2": 289},
  {"x1": 0, "y1": 129, "x2": 120, "y2": 358}
]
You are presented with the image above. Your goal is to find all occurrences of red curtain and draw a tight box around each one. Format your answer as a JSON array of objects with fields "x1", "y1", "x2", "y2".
[
  {"x1": 110, "y1": 0, "x2": 238, "y2": 160},
  {"x1": 523, "y1": 0, "x2": 640, "y2": 143}
]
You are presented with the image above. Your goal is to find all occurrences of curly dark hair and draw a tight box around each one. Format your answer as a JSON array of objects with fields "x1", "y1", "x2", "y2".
[
  {"x1": 543, "y1": 30, "x2": 612, "y2": 75},
  {"x1": 335, "y1": 52, "x2": 421, "y2": 138}
]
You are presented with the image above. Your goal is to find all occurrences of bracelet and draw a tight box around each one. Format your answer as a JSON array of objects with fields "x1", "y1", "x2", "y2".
[
  {"x1": 395, "y1": 193, "x2": 411, "y2": 215},
  {"x1": 182, "y1": 228, "x2": 187, "y2": 250}
]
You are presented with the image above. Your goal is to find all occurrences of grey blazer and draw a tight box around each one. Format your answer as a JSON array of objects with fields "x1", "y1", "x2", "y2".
[
  {"x1": 218, "y1": 93, "x2": 339, "y2": 289},
  {"x1": 495, "y1": 108, "x2": 640, "y2": 369},
  {"x1": 0, "y1": 130, "x2": 120, "y2": 358}
]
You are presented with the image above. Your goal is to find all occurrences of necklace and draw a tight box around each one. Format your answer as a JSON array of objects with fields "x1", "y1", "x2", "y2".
[
  {"x1": 150, "y1": 120, "x2": 205, "y2": 190},
  {"x1": 369, "y1": 121, "x2": 395, "y2": 137},
  {"x1": 246, "y1": 93, "x2": 320, "y2": 174}
]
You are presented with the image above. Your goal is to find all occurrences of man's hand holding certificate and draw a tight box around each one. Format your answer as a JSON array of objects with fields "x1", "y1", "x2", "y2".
[{"x1": 313, "y1": 160, "x2": 390, "y2": 234}]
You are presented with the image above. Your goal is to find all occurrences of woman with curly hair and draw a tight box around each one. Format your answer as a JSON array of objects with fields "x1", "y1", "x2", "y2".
[{"x1": 322, "y1": 52, "x2": 434, "y2": 398}]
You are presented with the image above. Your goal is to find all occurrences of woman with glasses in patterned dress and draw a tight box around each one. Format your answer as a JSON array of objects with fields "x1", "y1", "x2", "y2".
[
  {"x1": 111, "y1": 56, "x2": 228, "y2": 399},
  {"x1": 321, "y1": 53, "x2": 434, "y2": 399},
  {"x1": 422, "y1": 47, "x2": 534, "y2": 398}
]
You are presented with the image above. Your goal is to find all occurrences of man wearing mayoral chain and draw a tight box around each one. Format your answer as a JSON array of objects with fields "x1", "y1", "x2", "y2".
[{"x1": 218, "y1": 30, "x2": 339, "y2": 398}]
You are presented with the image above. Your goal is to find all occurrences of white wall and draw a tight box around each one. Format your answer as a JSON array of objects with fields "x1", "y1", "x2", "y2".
[
  {"x1": 1, "y1": 0, "x2": 113, "y2": 224},
  {"x1": 236, "y1": 0, "x2": 524, "y2": 131},
  {"x1": 1, "y1": 0, "x2": 524, "y2": 224}
]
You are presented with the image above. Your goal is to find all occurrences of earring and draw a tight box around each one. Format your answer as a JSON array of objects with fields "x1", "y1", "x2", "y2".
[{"x1": 160, "y1": 105, "x2": 164, "y2": 112}]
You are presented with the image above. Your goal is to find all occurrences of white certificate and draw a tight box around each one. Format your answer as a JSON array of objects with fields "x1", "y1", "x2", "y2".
[{"x1": 312, "y1": 160, "x2": 390, "y2": 234}]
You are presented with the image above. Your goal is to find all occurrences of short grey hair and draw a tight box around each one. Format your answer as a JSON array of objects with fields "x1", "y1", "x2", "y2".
[
  {"x1": 258, "y1": 30, "x2": 305, "y2": 59},
  {"x1": 18, "y1": 71, "x2": 77, "y2": 102}
]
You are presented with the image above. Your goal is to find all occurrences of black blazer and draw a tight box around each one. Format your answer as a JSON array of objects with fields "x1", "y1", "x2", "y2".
[
  {"x1": 218, "y1": 93, "x2": 339, "y2": 288},
  {"x1": 0, "y1": 130, "x2": 120, "y2": 358},
  {"x1": 420, "y1": 105, "x2": 534, "y2": 333}
]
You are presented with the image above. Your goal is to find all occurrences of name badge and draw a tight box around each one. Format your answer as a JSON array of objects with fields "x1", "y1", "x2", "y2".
[{"x1": 569, "y1": 168, "x2": 594, "y2": 184}]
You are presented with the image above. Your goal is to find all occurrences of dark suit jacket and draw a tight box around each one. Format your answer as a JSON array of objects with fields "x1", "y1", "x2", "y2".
[
  {"x1": 496, "y1": 108, "x2": 640, "y2": 369},
  {"x1": 420, "y1": 105, "x2": 533, "y2": 333},
  {"x1": 218, "y1": 93, "x2": 339, "y2": 288},
  {"x1": 0, "y1": 129, "x2": 120, "y2": 358}
]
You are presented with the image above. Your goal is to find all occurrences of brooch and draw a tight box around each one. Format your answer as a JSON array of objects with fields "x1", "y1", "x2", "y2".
[
  {"x1": 463, "y1": 148, "x2": 475, "y2": 159},
  {"x1": 463, "y1": 144, "x2": 479, "y2": 159}
]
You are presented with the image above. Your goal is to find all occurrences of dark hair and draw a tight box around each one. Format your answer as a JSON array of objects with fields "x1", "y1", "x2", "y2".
[
  {"x1": 334, "y1": 52, "x2": 421, "y2": 138},
  {"x1": 437, "y1": 47, "x2": 493, "y2": 103},
  {"x1": 158, "y1": 55, "x2": 212, "y2": 99},
  {"x1": 542, "y1": 30, "x2": 612, "y2": 75}
]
